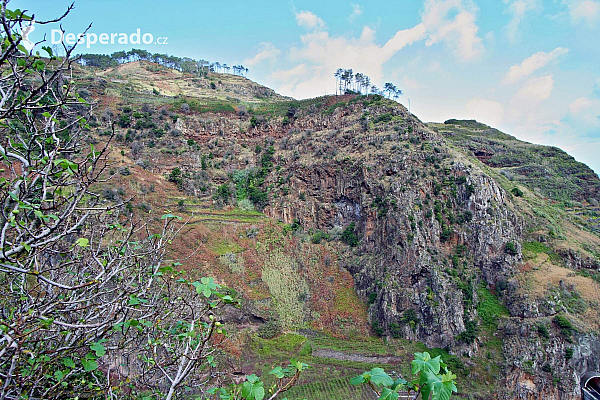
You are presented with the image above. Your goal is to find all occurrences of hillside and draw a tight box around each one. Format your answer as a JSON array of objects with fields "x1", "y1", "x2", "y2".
[{"x1": 77, "y1": 61, "x2": 600, "y2": 400}]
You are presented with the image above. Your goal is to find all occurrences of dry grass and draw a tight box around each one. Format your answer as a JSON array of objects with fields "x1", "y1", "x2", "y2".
[{"x1": 522, "y1": 253, "x2": 600, "y2": 330}]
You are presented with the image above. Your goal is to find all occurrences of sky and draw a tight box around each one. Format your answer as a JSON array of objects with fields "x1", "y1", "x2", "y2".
[{"x1": 16, "y1": 0, "x2": 600, "y2": 175}]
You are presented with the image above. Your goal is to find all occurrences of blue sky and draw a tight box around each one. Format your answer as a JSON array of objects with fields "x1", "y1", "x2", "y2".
[{"x1": 17, "y1": 0, "x2": 600, "y2": 175}]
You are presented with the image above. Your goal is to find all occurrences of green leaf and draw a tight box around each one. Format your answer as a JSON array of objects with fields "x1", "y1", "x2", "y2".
[
  {"x1": 350, "y1": 375, "x2": 366, "y2": 385},
  {"x1": 369, "y1": 367, "x2": 394, "y2": 387},
  {"x1": 424, "y1": 370, "x2": 457, "y2": 400},
  {"x1": 82, "y1": 358, "x2": 98, "y2": 372},
  {"x1": 75, "y1": 238, "x2": 89, "y2": 248},
  {"x1": 241, "y1": 375, "x2": 265, "y2": 400},
  {"x1": 378, "y1": 387, "x2": 400, "y2": 400},
  {"x1": 54, "y1": 370, "x2": 65, "y2": 381},
  {"x1": 421, "y1": 383, "x2": 433, "y2": 400},
  {"x1": 90, "y1": 341, "x2": 106, "y2": 357},
  {"x1": 412, "y1": 352, "x2": 441, "y2": 375},
  {"x1": 254, "y1": 386, "x2": 265, "y2": 400},
  {"x1": 42, "y1": 45, "x2": 53, "y2": 57},
  {"x1": 392, "y1": 378, "x2": 408, "y2": 391},
  {"x1": 128, "y1": 295, "x2": 141, "y2": 305},
  {"x1": 62, "y1": 358, "x2": 76, "y2": 368},
  {"x1": 159, "y1": 265, "x2": 174, "y2": 273},
  {"x1": 192, "y1": 277, "x2": 219, "y2": 298},
  {"x1": 269, "y1": 366, "x2": 285, "y2": 379}
]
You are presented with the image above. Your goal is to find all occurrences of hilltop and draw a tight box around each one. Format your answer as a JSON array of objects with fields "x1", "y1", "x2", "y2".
[{"x1": 76, "y1": 60, "x2": 600, "y2": 400}]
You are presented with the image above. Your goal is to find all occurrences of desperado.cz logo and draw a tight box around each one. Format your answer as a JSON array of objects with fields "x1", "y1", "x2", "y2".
[{"x1": 51, "y1": 29, "x2": 168, "y2": 48}]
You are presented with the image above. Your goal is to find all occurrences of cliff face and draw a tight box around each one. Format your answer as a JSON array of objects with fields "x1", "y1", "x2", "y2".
[
  {"x1": 256, "y1": 99, "x2": 600, "y2": 398},
  {"x1": 501, "y1": 320, "x2": 600, "y2": 400},
  {"x1": 79, "y1": 63, "x2": 600, "y2": 399}
]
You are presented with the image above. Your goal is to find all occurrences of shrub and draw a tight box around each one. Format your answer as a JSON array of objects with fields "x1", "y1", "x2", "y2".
[
  {"x1": 341, "y1": 222, "x2": 359, "y2": 247},
  {"x1": 553, "y1": 315, "x2": 572, "y2": 334},
  {"x1": 373, "y1": 113, "x2": 393, "y2": 124},
  {"x1": 290, "y1": 219, "x2": 302, "y2": 231},
  {"x1": 542, "y1": 364, "x2": 552, "y2": 373},
  {"x1": 505, "y1": 242, "x2": 518, "y2": 256},
  {"x1": 388, "y1": 322, "x2": 403, "y2": 338},
  {"x1": 466, "y1": 184, "x2": 475, "y2": 196},
  {"x1": 310, "y1": 231, "x2": 329, "y2": 244},
  {"x1": 401, "y1": 308, "x2": 420, "y2": 330},
  {"x1": 216, "y1": 183, "x2": 232, "y2": 203},
  {"x1": 118, "y1": 113, "x2": 131, "y2": 127},
  {"x1": 257, "y1": 321, "x2": 281, "y2": 339},
  {"x1": 168, "y1": 167, "x2": 183, "y2": 188},
  {"x1": 368, "y1": 292, "x2": 378, "y2": 305},
  {"x1": 440, "y1": 226, "x2": 453, "y2": 242},
  {"x1": 237, "y1": 198, "x2": 255, "y2": 211},
  {"x1": 456, "y1": 320, "x2": 479, "y2": 343},
  {"x1": 511, "y1": 187, "x2": 524, "y2": 197},
  {"x1": 371, "y1": 320, "x2": 384, "y2": 336},
  {"x1": 537, "y1": 324, "x2": 550, "y2": 339},
  {"x1": 565, "y1": 348, "x2": 574, "y2": 360}
]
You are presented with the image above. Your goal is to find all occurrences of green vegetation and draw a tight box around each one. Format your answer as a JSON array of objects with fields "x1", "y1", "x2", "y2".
[
  {"x1": 261, "y1": 252, "x2": 309, "y2": 330},
  {"x1": 171, "y1": 96, "x2": 236, "y2": 114},
  {"x1": 537, "y1": 323, "x2": 550, "y2": 339},
  {"x1": 504, "y1": 242, "x2": 518, "y2": 256},
  {"x1": 511, "y1": 187, "x2": 524, "y2": 197},
  {"x1": 477, "y1": 287, "x2": 509, "y2": 332},
  {"x1": 565, "y1": 348, "x2": 574, "y2": 360},
  {"x1": 350, "y1": 352, "x2": 457, "y2": 400},
  {"x1": 522, "y1": 241, "x2": 551, "y2": 254},
  {"x1": 553, "y1": 315, "x2": 574, "y2": 337},
  {"x1": 456, "y1": 320, "x2": 479, "y2": 344},
  {"x1": 341, "y1": 222, "x2": 359, "y2": 247}
]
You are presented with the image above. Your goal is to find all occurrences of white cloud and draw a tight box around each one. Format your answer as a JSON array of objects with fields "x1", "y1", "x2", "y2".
[
  {"x1": 504, "y1": 0, "x2": 538, "y2": 42},
  {"x1": 465, "y1": 98, "x2": 504, "y2": 127},
  {"x1": 296, "y1": 11, "x2": 325, "y2": 30},
  {"x1": 566, "y1": 96, "x2": 600, "y2": 127},
  {"x1": 243, "y1": 42, "x2": 281, "y2": 67},
  {"x1": 502, "y1": 47, "x2": 568, "y2": 84},
  {"x1": 567, "y1": 0, "x2": 600, "y2": 26},
  {"x1": 506, "y1": 75, "x2": 555, "y2": 127},
  {"x1": 569, "y1": 97, "x2": 593, "y2": 114},
  {"x1": 271, "y1": 63, "x2": 308, "y2": 81},
  {"x1": 403, "y1": 77, "x2": 420, "y2": 91},
  {"x1": 272, "y1": 1, "x2": 484, "y2": 99},
  {"x1": 511, "y1": 75, "x2": 554, "y2": 104},
  {"x1": 348, "y1": 3, "x2": 363, "y2": 22},
  {"x1": 270, "y1": 64, "x2": 309, "y2": 96},
  {"x1": 421, "y1": 0, "x2": 484, "y2": 61}
]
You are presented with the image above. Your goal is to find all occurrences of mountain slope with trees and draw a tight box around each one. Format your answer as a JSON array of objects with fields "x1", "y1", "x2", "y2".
[
  {"x1": 63, "y1": 57, "x2": 600, "y2": 399},
  {"x1": 2, "y1": 4, "x2": 600, "y2": 398}
]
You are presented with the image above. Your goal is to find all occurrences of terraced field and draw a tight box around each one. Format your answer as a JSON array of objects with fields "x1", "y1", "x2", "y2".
[{"x1": 285, "y1": 377, "x2": 380, "y2": 400}]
